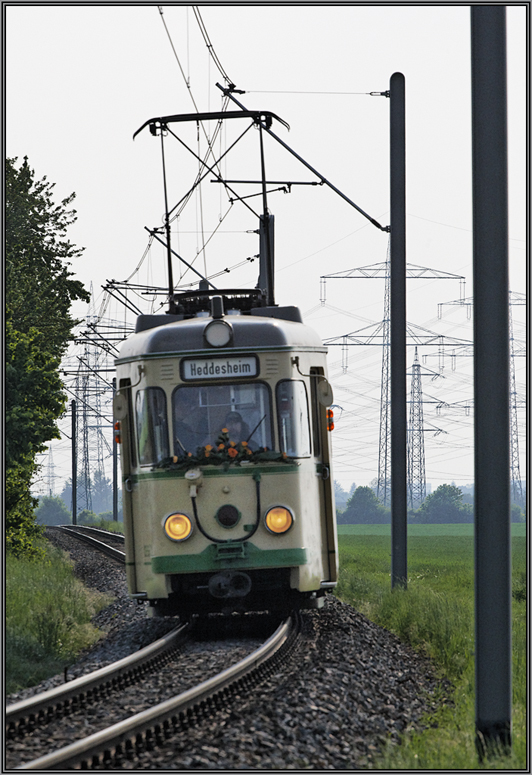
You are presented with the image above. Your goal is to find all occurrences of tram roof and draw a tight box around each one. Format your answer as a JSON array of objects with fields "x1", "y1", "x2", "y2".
[{"x1": 117, "y1": 307, "x2": 326, "y2": 360}]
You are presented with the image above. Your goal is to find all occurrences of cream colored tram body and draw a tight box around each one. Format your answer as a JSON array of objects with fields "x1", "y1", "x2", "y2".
[{"x1": 114, "y1": 299, "x2": 338, "y2": 617}]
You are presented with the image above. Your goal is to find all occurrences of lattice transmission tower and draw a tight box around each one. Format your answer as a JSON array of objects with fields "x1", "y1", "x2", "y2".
[
  {"x1": 75, "y1": 362, "x2": 93, "y2": 511},
  {"x1": 46, "y1": 446, "x2": 56, "y2": 497},
  {"x1": 64, "y1": 286, "x2": 131, "y2": 514},
  {"x1": 509, "y1": 293, "x2": 525, "y2": 507},
  {"x1": 321, "y1": 245, "x2": 466, "y2": 505},
  {"x1": 439, "y1": 290, "x2": 526, "y2": 507},
  {"x1": 407, "y1": 348, "x2": 426, "y2": 509}
]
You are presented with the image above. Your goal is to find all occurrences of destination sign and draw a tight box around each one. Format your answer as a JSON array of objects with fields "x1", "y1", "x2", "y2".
[{"x1": 181, "y1": 356, "x2": 258, "y2": 381}]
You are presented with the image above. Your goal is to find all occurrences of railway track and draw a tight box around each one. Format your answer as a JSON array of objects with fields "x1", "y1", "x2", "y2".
[
  {"x1": 6, "y1": 622, "x2": 190, "y2": 737},
  {"x1": 6, "y1": 524, "x2": 443, "y2": 769},
  {"x1": 47, "y1": 525, "x2": 126, "y2": 563},
  {"x1": 9, "y1": 614, "x2": 300, "y2": 769},
  {"x1": 7, "y1": 525, "x2": 302, "y2": 770}
]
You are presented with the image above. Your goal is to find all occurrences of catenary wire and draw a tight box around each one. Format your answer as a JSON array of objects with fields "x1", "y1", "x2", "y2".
[{"x1": 192, "y1": 6, "x2": 234, "y2": 86}]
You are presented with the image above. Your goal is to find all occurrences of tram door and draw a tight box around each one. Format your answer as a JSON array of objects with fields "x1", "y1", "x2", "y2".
[
  {"x1": 114, "y1": 381, "x2": 140, "y2": 595},
  {"x1": 310, "y1": 368, "x2": 338, "y2": 584}
]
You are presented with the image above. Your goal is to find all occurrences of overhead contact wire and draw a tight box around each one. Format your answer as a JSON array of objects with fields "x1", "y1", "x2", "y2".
[
  {"x1": 157, "y1": 7, "x2": 229, "y2": 211},
  {"x1": 158, "y1": 6, "x2": 201, "y2": 114},
  {"x1": 192, "y1": 6, "x2": 233, "y2": 86}
]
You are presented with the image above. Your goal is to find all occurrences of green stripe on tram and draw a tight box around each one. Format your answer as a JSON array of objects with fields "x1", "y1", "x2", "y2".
[
  {"x1": 151, "y1": 544, "x2": 307, "y2": 574},
  {"x1": 127, "y1": 463, "x2": 299, "y2": 483}
]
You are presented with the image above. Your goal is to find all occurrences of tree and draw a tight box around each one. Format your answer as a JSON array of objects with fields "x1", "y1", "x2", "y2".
[
  {"x1": 6, "y1": 321, "x2": 65, "y2": 469},
  {"x1": 413, "y1": 483, "x2": 473, "y2": 524},
  {"x1": 35, "y1": 496, "x2": 71, "y2": 526},
  {"x1": 6, "y1": 157, "x2": 89, "y2": 357},
  {"x1": 6, "y1": 457, "x2": 44, "y2": 559},
  {"x1": 340, "y1": 486, "x2": 390, "y2": 524},
  {"x1": 91, "y1": 470, "x2": 113, "y2": 515},
  {"x1": 511, "y1": 503, "x2": 525, "y2": 523},
  {"x1": 6, "y1": 157, "x2": 89, "y2": 557},
  {"x1": 5, "y1": 322, "x2": 63, "y2": 558},
  {"x1": 334, "y1": 481, "x2": 352, "y2": 512},
  {"x1": 60, "y1": 475, "x2": 122, "y2": 518}
]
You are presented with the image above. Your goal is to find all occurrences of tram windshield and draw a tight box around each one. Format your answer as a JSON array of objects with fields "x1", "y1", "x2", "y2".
[{"x1": 173, "y1": 383, "x2": 273, "y2": 456}]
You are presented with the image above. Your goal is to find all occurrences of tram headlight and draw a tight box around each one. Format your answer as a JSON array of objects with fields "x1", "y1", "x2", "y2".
[
  {"x1": 204, "y1": 319, "x2": 233, "y2": 347},
  {"x1": 264, "y1": 506, "x2": 294, "y2": 535},
  {"x1": 164, "y1": 513, "x2": 193, "y2": 542}
]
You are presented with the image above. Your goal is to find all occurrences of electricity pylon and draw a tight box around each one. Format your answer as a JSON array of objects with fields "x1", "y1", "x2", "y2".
[
  {"x1": 321, "y1": 247, "x2": 466, "y2": 505},
  {"x1": 407, "y1": 348, "x2": 426, "y2": 509},
  {"x1": 439, "y1": 290, "x2": 525, "y2": 507}
]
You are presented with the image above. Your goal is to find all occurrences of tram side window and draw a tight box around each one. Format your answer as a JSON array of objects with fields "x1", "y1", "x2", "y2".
[
  {"x1": 135, "y1": 388, "x2": 169, "y2": 466},
  {"x1": 276, "y1": 380, "x2": 311, "y2": 458}
]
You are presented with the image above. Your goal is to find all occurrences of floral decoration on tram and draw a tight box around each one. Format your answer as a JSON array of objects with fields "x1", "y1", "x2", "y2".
[{"x1": 156, "y1": 428, "x2": 296, "y2": 471}]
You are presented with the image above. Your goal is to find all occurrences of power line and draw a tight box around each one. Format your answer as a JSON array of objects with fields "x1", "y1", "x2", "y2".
[
  {"x1": 192, "y1": 6, "x2": 234, "y2": 87},
  {"x1": 158, "y1": 6, "x2": 200, "y2": 113}
]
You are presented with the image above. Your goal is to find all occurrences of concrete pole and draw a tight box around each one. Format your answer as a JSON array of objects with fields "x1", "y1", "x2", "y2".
[
  {"x1": 112, "y1": 378, "x2": 118, "y2": 522},
  {"x1": 71, "y1": 400, "x2": 77, "y2": 526},
  {"x1": 471, "y1": 5, "x2": 512, "y2": 758},
  {"x1": 390, "y1": 72, "x2": 407, "y2": 590}
]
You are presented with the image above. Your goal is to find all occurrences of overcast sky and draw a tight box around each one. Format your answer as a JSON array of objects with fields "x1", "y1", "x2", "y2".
[{"x1": 7, "y1": 4, "x2": 527, "y2": 494}]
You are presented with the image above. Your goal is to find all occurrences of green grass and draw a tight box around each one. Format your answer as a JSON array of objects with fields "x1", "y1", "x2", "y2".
[
  {"x1": 93, "y1": 518, "x2": 124, "y2": 534},
  {"x1": 337, "y1": 523, "x2": 526, "y2": 537},
  {"x1": 335, "y1": 526, "x2": 526, "y2": 769},
  {"x1": 6, "y1": 541, "x2": 112, "y2": 695}
]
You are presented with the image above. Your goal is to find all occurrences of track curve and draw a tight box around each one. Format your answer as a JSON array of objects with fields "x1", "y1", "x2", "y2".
[{"x1": 16, "y1": 613, "x2": 300, "y2": 770}]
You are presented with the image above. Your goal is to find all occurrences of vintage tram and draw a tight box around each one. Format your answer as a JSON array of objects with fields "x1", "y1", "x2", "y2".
[{"x1": 113, "y1": 290, "x2": 338, "y2": 617}]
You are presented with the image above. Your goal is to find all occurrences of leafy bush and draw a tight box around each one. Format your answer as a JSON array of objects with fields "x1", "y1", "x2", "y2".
[{"x1": 77, "y1": 508, "x2": 99, "y2": 525}]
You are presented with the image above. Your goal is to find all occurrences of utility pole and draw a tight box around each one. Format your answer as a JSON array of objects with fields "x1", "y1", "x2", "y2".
[
  {"x1": 471, "y1": 5, "x2": 511, "y2": 758},
  {"x1": 71, "y1": 400, "x2": 77, "y2": 526},
  {"x1": 113, "y1": 378, "x2": 119, "y2": 522},
  {"x1": 389, "y1": 71, "x2": 407, "y2": 590}
]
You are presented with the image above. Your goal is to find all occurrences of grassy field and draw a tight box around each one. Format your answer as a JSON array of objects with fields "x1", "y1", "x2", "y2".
[
  {"x1": 335, "y1": 524, "x2": 526, "y2": 769},
  {"x1": 338, "y1": 523, "x2": 526, "y2": 537},
  {"x1": 6, "y1": 541, "x2": 112, "y2": 695}
]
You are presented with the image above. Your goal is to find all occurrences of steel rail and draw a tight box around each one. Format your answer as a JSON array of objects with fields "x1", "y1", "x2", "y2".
[
  {"x1": 17, "y1": 614, "x2": 299, "y2": 770},
  {"x1": 53, "y1": 525, "x2": 126, "y2": 563},
  {"x1": 55, "y1": 524, "x2": 125, "y2": 544},
  {"x1": 6, "y1": 623, "x2": 190, "y2": 736}
]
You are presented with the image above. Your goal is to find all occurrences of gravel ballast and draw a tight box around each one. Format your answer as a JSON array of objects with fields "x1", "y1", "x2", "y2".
[{"x1": 7, "y1": 528, "x2": 445, "y2": 769}]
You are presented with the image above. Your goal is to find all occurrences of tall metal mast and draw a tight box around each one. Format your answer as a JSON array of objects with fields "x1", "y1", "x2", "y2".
[
  {"x1": 407, "y1": 348, "x2": 426, "y2": 509},
  {"x1": 509, "y1": 297, "x2": 524, "y2": 507},
  {"x1": 321, "y1": 256, "x2": 465, "y2": 506}
]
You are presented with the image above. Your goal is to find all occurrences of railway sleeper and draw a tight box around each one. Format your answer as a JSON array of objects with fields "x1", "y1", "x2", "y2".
[
  {"x1": 144, "y1": 728, "x2": 156, "y2": 751},
  {"x1": 15, "y1": 617, "x2": 300, "y2": 769}
]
